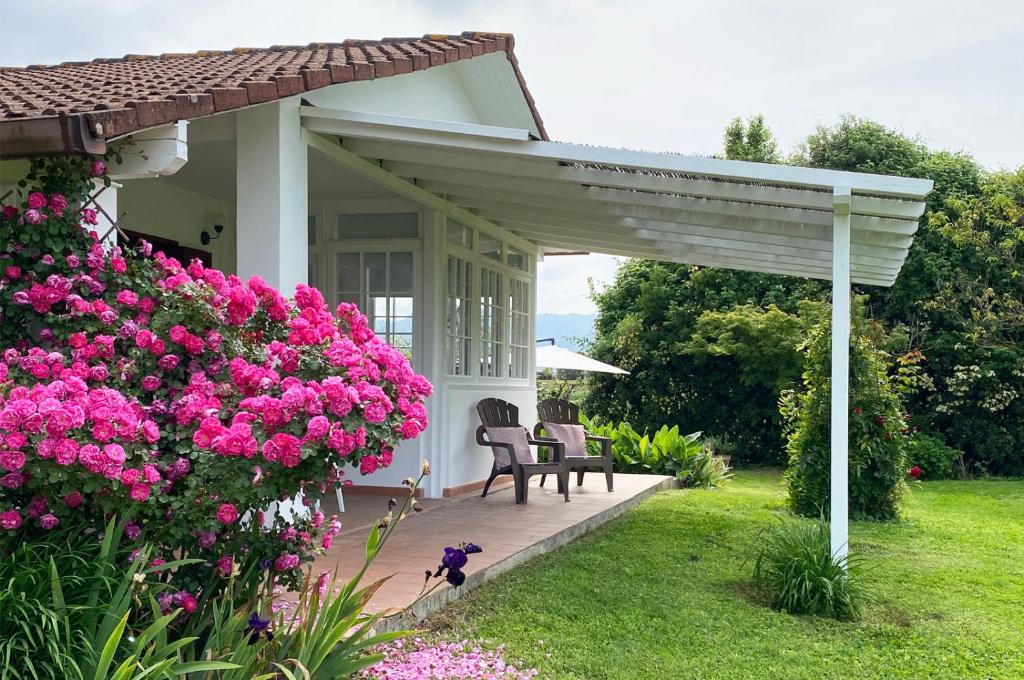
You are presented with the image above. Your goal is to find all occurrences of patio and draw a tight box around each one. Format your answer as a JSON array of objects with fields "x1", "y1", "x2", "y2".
[{"x1": 310, "y1": 472, "x2": 676, "y2": 630}]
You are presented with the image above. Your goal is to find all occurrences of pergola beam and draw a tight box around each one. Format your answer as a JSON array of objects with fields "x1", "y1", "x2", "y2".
[
  {"x1": 485, "y1": 212, "x2": 900, "y2": 272},
  {"x1": 403, "y1": 169, "x2": 919, "y2": 235},
  {"x1": 496, "y1": 221, "x2": 896, "y2": 283},
  {"x1": 344, "y1": 142, "x2": 925, "y2": 219}
]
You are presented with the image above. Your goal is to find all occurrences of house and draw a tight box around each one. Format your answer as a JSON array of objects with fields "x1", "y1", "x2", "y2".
[{"x1": 0, "y1": 32, "x2": 931, "y2": 557}]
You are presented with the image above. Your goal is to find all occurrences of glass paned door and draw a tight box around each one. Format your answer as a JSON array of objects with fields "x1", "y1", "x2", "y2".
[{"x1": 335, "y1": 251, "x2": 414, "y2": 358}]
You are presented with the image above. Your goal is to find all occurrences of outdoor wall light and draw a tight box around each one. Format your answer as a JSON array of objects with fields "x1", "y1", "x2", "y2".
[{"x1": 201, "y1": 213, "x2": 226, "y2": 245}]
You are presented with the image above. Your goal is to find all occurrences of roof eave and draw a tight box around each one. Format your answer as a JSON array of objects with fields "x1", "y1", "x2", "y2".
[{"x1": 0, "y1": 115, "x2": 106, "y2": 159}]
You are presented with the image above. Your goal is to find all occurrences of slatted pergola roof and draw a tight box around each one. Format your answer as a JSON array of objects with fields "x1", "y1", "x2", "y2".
[{"x1": 300, "y1": 107, "x2": 933, "y2": 287}]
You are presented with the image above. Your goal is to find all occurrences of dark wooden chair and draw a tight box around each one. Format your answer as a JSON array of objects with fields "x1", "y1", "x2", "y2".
[
  {"x1": 534, "y1": 398, "x2": 615, "y2": 492},
  {"x1": 476, "y1": 398, "x2": 569, "y2": 504}
]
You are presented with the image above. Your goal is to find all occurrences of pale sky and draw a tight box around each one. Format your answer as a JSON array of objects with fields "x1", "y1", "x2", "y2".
[{"x1": 4, "y1": 1, "x2": 1022, "y2": 314}]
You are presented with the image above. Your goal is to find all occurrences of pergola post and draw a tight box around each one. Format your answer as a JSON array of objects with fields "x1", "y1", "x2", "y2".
[{"x1": 830, "y1": 187, "x2": 852, "y2": 564}]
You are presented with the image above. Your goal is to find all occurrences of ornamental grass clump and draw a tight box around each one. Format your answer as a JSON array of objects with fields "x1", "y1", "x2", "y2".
[
  {"x1": 752, "y1": 517, "x2": 869, "y2": 620},
  {"x1": 0, "y1": 154, "x2": 431, "y2": 600}
]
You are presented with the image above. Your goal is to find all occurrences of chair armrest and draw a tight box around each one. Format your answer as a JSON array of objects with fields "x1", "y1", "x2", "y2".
[{"x1": 584, "y1": 434, "x2": 611, "y2": 443}]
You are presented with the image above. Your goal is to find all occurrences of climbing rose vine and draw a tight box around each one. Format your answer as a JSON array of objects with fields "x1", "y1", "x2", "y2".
[{"x1": 0, "y1": 155, "x2": 431, "y2": 595}]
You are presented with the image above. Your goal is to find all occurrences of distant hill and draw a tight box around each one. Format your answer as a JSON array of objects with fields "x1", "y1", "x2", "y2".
[{"x1": 536, "y1": 313, "x2": 596, "y2": 351}]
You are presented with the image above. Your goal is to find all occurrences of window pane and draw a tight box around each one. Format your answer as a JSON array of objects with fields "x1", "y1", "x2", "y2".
[
  {"x1": 478, "y1": 233, "x2": 501, "y2": 261},
  {"x1": 364, "y1": 252, "x2": 387, "y2": 291},
  {"x1": 447, "y1": 221, "x2": 471, "y2": 248},
  {"x1": 389, "y1": 252, "x2": 414, "y2": 291},
  {"x1": 336, "y1": 253, "x2": 361, "y2": 293},
  {"x1": 336, "y1": 212, "x2": 418, "y2": 240},
  {"x1": 391, "y1": 296, "x2": 413, "y2": 317},
  {"x1": 308, "y1": 215, "x2": 317, "y2": 246},
  {"x1": 308, "y1": 255, "x2": 319, "y2": 289},
  {"x1": 506, "y1": 247, "x2": 527, "y2": 271},
  {"x1": 445, "y1": 256, "x2": 472, "y2": 376}
]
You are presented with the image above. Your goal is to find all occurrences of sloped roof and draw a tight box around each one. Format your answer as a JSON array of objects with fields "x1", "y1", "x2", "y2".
[{"x1": 0, "y1": 32, "x2": 546, "y2": 155}]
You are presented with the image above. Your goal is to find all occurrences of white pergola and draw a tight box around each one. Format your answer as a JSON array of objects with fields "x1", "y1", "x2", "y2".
[{"x1": 299, "y1": 107, "x2": 934, "y2": 562}]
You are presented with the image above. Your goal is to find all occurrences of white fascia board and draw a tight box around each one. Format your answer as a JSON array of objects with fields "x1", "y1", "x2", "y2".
[
  {"x1": 302, "y1": 110, "x2": 933, "y2": 199},
  {"x1": 352, "y1": 141, "x2": 927, "y2": 220},
  {"x1": 299, "y1": 106, "x2": 532, "y2": 141}
]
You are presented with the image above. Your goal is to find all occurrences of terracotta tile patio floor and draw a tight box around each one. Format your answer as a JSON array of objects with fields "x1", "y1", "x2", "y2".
[{"x1": 308, "y1": 472, "x2": 676, "y2": 629}]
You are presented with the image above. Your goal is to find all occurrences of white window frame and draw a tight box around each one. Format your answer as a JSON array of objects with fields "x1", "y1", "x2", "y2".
[
  {"x1": 308, "y1": 201, "x2": 424, "y2": 370},
  {"x1": 444, "y1": 220, "x2": 534, "y2": 384}
]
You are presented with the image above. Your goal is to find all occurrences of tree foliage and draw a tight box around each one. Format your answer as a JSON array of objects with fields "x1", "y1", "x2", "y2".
[{"x1": 724, "y1": 114, "x2": 781, "y2": 163}]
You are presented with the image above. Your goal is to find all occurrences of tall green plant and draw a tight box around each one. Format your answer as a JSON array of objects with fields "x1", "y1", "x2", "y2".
[{"x1": 782, "y1": 311, "x2": 909, "y2": 521}]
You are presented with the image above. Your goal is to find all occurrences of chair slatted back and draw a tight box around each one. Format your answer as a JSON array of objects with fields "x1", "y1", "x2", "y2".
[
  {"x1": 477, "y1": 397, "x2": 521, "y2": 429},
  {"x1": 537, "y1": 398, "x2": 580, "y2": 426}
]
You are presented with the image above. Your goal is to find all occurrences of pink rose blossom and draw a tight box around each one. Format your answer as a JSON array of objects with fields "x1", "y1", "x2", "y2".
[
  {"x1": 216, "y1": 503, "x2": 239, "y2": 525},
  {"x1": 0, "y1": 509, "x2": 22, "y2": 530},
  {"x1": 274, "y1": 553, "x2": 300, "y2": 572}
]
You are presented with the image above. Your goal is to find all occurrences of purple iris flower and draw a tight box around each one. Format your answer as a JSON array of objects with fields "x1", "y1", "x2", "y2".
[
  {"x1": 243, "y1": 612, "x2": 273, "y2": 645},
  {"x1": 430, "y1": 542, "x2": 481, "y2": 588},
  {"x1": 441, "y1": 547, "x2": 469, "y2": 571}
]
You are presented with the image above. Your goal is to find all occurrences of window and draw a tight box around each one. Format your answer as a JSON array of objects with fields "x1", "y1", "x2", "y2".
[
  {"x1": 506, "y1": 247, "x2": 528, "y2": 272},
  {"x1": 443, "y1": 220, "x2": 534, "y2": 381},
  {"x1": 479, "y1": 267, "x2": 504, "y2": 377},
  {"x1": 478, "y1": 233, "x2": 501, "y2": 261},
  {"x1": 335, "y1": 251, "x2": 414, "y2": 358},
  {"x1": 447, "y1": 221, "x2": 472, "y2": 249},
  {"x1": 446, "y1": 256, "x2": 472, "y2": 376},
  {"x1": 509, "y1": 277, "x2": 530, "y2": 379},
  {"x1": 336, "y1": 212, "x2": 418, "y2": 240}
]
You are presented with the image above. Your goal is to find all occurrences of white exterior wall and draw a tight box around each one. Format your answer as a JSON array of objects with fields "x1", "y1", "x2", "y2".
[
  {"x1": 118, "y1": 179, "x2": 236, "y2": 271},
  {"x1": 236, "y1": 99, "x2": 308, "y2": 293}
]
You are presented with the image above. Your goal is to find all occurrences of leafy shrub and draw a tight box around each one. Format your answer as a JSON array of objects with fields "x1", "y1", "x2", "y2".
[
  {"x1": 752, "y1": 517, "x2": 869, "y2": 620},
  {"x1": 581, "y1": 416, "x2": 730, "y2": 488},
  {"x1": 782, "y1": 311, "x2": 909, "y2": 520},
  {"x1": 0, "y1": 516, "x2": 233, "y2": 679},
  {"x1": 0, "y1": 155, "x2": 431, "y2": 599},
  {"x1": 907, "y1": 433, "x2": 963, "y2": 480}
]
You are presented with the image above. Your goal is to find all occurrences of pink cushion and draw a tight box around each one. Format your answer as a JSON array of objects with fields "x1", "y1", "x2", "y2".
[
  {"x1": 543, "y1": 422, "x2": 588, "y2": 457},
  {"x1": 485, "y1": 427, "x2": 535, "y2": 468}
]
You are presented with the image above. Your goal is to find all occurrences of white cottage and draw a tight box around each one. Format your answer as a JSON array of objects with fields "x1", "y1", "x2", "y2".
[{"x1": 0, "y1": 32, "x2": 931, "y2": 557}]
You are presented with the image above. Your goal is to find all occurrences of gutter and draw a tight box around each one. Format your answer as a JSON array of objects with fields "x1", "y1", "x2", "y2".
[{"x1": 0, "y1": 114, "x2": 106, "y2": 158}]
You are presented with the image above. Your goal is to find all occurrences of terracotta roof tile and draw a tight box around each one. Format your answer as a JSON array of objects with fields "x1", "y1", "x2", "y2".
[{"x1": 0, "y1": 32, "x2": 547, "y2": 143}]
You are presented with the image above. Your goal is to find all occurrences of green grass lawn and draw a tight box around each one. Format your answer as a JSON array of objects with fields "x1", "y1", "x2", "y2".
[{"x1": 428, "y1": 470, "x2": 1024, "y2": 679}]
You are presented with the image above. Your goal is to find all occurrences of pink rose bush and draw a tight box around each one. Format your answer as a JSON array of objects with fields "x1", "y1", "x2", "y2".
[{"x1": 0, "y1": 155, "x2": 431, "y2": 594}]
